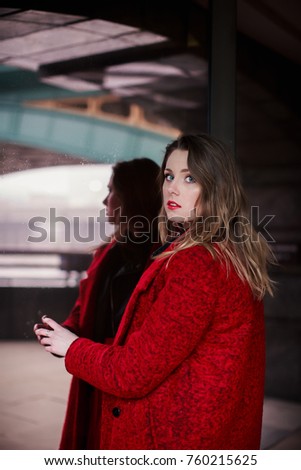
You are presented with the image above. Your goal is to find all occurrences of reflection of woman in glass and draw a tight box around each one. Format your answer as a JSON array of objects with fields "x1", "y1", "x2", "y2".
[
  {"x1": 34, "y1": 157, "x2": 161, "y2": 449},
  {"x1": 35, "y1": 134, "x2": 274, "y2": 450}
]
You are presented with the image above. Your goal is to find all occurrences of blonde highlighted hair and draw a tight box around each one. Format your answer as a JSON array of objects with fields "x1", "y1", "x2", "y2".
[{"x1": 156, "y1": 134, "x2": 276, "y2": 300}]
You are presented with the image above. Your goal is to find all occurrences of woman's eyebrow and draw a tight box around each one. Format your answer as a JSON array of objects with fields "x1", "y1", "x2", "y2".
[{"x1": 164, "y1": 168, "x2": 189, "y2": 173}]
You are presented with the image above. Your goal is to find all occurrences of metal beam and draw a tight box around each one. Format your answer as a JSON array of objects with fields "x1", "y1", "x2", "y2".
[
  {"x1": 208, "y1": 0, "x2": 237, "y2": 155},
  {"x1": 0, "y1": 103, "x2": 170, "y2": 164}
]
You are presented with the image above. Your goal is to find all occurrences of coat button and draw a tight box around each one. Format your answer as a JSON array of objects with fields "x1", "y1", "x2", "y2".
[{"x1": 112, "y1": 407, "x2": 121, "y2": 417}]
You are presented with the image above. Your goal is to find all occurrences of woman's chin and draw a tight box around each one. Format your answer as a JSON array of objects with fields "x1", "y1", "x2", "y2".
[{"x1": 167, "y1": 215, "x2": 186, "y2": 224}]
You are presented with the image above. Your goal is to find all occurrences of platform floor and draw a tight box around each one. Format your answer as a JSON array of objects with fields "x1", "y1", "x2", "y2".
[{"x1": 0, "y1": 340, "x2": 300, "y2": 450}]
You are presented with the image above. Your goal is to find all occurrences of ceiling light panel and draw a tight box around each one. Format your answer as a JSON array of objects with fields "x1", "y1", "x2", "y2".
[
  {"x1": 41, "y1": 75, "x2": 101, "y2": 92},
  {"x1": 0, "y1": 20, "x2": 52, "y2": 40},
  {"x1": 122, "y1": 31, "x2": 168, "y2": 46},
  {"x1": 0, "y1": 27, "x2": 108, "y2": 56},
  {"x1": 0, "y1": 18, "x2": 168, "y2": 71},
  {"x1": 12, "y1": 37, "x2": 142, "y2": 68},
  {"x1": 2, "y1": 57, "x2": 40, "y2": 71},
  {"x1": 72, "y1": 19, "x2": 138, "y2": 36},
  {"x1": 106, "y1": 62, "x2": 188, "y2": 77},
  {"x1": 103, "y1": 74, "x2": 158, "y2": 89},
  {"x1": 6, "y1": 9, "x2": 84, "y2": 25}
]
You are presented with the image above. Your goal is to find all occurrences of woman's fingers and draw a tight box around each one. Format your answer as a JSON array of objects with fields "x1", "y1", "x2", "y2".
[
  {"x1": 42, "y1": 316, "x2": 60, "y2": 331},
  {"x1": 40, "y1": 336, "x2": 51, "y2": 347},
  {"x1": 35, "y1": 326, "x2": 49, "y2": 335},
  {"x1": 34, "y1": 316, "x2": 78, "y2": 357}
]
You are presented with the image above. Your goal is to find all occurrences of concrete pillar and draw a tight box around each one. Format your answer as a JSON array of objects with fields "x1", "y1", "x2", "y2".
[{"x1": 208, "y1": 0, "x2": 237, "y2": 156}]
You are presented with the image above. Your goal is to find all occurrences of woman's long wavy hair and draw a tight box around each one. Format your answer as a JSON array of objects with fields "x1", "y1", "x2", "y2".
[
  {"x1": 112, "y1": 157, "x2": 161, "y2": 242},
  {"x1": 157, "y1": 134, "x2": 275, "y2": 300}
]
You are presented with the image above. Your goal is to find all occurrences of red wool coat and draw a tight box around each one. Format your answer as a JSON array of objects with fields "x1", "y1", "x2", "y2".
[
  {"x1": 59, "y1": 240, "x2": 158, "y2": 449},
  {"x1": 59, "y1": 243, "x2": 112, "y2": 449},
  {"x1": 65, "y1": 244, "x2": 265, "y2": 450}
]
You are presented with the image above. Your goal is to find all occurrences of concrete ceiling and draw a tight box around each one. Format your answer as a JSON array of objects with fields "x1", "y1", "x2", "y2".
[
  {"x1": 1, "y1": 2, "x2": 300, "y2": 114},
  {"x1": 0, "y1": 1, "x2": 300, "y2": 162}
]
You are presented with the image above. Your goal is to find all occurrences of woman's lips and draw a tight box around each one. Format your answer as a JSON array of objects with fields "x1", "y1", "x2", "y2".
[{"x1": 167, "y1": 200, "x2": 182, "y2": 210}]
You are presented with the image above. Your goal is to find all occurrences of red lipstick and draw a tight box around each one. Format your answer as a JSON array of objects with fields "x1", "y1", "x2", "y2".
[{"x1": 167, "y1": 200, "x2": 182, "y2": 210}]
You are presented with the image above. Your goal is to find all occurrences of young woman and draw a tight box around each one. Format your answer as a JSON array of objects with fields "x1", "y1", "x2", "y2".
[
  {"x1": 34, "y1": 157, "x2": 161, "y2": 449},
  {"x1": 34, "y1": 134, "x2": 275, "y2": 450}
]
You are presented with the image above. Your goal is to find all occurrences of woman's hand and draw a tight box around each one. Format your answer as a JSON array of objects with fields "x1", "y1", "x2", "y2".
[{"x1": 33, "y1": 316, "x2": 78, "y2": 357}]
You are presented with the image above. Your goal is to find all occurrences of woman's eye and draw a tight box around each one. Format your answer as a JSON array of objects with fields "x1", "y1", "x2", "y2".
[
  {"x1": 164, "y1": 173, "x2": 173, "y2": 182},
  {"x1": 185, "y1": 175, "x2": 195, "y2": 183}
]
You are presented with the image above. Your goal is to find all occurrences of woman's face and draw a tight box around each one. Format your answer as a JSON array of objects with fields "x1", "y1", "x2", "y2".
[
  {"x1": 163, "y1": 149, "x2": 202, "y2": 222},
  {"x1": 103, "y1": 174, "x2": 122, "y2": 224}
]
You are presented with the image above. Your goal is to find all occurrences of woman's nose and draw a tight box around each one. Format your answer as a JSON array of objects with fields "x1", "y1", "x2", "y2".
[
  {"x1": 103, "y1": 195, "x2": 108, "y2": 206},
  {"x1": 168, "y1": 181, "x2": 179, "y2": 195}
]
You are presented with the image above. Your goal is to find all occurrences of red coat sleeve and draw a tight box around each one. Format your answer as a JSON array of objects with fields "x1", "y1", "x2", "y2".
[
  {"x1": 65, "y1": 247, "x2": 219, "y2": 398},
  {"x1": 61, "y1": 244, "x2": 109, "y2": 334},
  {"x1": 61, "y1": 301, "x2": 81, "y2": 334}
]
